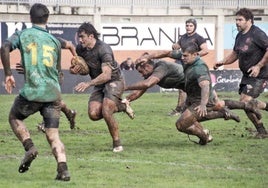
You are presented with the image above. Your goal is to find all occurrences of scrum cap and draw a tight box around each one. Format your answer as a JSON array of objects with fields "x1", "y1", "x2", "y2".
[{"x1": 186, "y1": 18, "x2": 197, "y2": 32}]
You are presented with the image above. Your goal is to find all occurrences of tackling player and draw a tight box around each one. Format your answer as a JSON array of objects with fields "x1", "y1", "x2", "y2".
[
  {"x1": 169, "y1": 18, "x2": 209, "y2": 116},
  {"x1": 124, "y1": 49, "x2": 260, "y2": 144}
]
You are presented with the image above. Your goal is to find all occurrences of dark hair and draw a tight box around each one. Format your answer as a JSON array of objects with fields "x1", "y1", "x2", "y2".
[
  {"x1": 181, "y1": 42, "x2": 199, "y2": 54},
  {"x1": 236, "y1": 8, "x2": 254, "y2": 24},
  {"x1": 78, "y1": 22, "x2": 100, "y2": 39},
  {"x1": 186, "y1": 18, "x2": 197, "y2": 32},
  {"x1": 30, "y1": 3, "x2": 49, "y2": 24},
  {"x1": 135, "y1": 59, "x2": 154, "y2": 70}
]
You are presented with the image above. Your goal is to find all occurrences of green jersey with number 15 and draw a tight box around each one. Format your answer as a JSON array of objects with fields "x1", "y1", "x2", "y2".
[{"x1": 8, "y1": 25, "x2": 62, "y2": 102}]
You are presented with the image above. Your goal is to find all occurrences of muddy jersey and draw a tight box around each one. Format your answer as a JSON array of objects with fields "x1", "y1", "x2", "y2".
[
  {"x1": 234, "y1": 25, "x2": 268, "y2": 79},
  {"x1": 184, "y1": 57, "x2": 214, "y2": 103},
  {"x1": 76, "y1": 40, "x2": 122, "y2": 85},
  {"x1": 146, "y1": 60, "x2": 185, "y2": 89},
  {"x1": 7, "y1": 25, "x2": 62, "y2": 102},
  {"x1": 178, "y1": 33, "x2": 206, "y2": 51}
]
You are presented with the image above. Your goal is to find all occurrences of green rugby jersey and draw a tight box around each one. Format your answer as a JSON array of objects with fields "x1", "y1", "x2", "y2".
[{"x1": 8, "y1": 25, "x2": 62, "y2": 102}]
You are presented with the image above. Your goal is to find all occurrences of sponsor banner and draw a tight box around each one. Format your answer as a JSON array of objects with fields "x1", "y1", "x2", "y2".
[
  {"x1": 101, "y1": 23, "x2": 215, "y2": 50},
  {"x1": 210, "y1": 70, "x2": 241, "y2": 92},
  {"x1": 2, "y1": 22, "x2": 268, "y2": 50},
  {"x1": 1, "y1": 22, "x2": 215, "y2": 50},
  {"x1": 0, "y1": 22, "x2": 80, "y2": 46},
  {"x1": 162, "y1": 70, "x2": 243, "y2": 93}
]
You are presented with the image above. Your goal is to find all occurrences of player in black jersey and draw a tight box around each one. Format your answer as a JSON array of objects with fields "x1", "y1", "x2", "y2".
[
  {"x1": 214, "y1": 8, "x2": 268, "y2": 138},
  {"x1": 170, "y1": 18, "x2": 209, "y2": 116},
  {"x1": 71, "y1": 22, "x2": 134, "y2": 152}
]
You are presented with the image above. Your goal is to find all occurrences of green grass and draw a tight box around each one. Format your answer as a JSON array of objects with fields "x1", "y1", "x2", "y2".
[{"x1": 0, "y1": 92, "x2": 267, "y2": 188}]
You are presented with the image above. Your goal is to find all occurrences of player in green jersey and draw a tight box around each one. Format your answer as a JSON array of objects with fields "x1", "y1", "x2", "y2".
[{"x1": 1, "y1": 3, "x2": 70, "y2": 181}]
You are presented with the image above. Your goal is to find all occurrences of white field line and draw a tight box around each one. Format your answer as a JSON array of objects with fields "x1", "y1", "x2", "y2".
[
  {"x1": 0, "y1": 155, "x2": 253, "y2": 172},
  {"x1": 78, "y1": 157, "x2": 253, "y2": 172}
]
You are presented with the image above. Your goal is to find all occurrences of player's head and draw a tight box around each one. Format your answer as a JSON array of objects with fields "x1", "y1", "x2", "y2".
[
  {"x1": 181, "y1": 42, "x2": 199, "y2": 64},
  {"x1": 78, "y1": 22, "x2": 100, "y2": 39},
  {"x1": 235, "y1": 8, "x2": 254, "y2": 33},
  {"x1": 135, "y1": 58, "x2": 154, "y2": 79},
  {"x1": 236, "y1": 8, "x2": 254, "y2": 24},
  {"x1": 185, "y1": 18, "x2": 197, "y2": 34},
  {"x1": 30, "y1": 3, "x2": 49, "y2": 24}
]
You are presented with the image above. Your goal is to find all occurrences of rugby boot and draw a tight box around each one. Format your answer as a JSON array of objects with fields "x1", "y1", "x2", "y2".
[
  {"x1": 121, "y1": 99, "x2": 135, "y2": 119},
  {"x1": 18, "y1": 146, "x2": 38, "y2": 173},
  {"x1": 113, "y1": 146, "x2": 124, "y2": 153},
  {"x1": 55, "y1": 170, "x2": 71, "y2": 181},
  {"x1": 67, "y1": 110, "x2": 77, "y2": 129},
  {"x1": 37, "y1": 122, "x2": 46, "y2": 133},
  {"x1": 199, "y1": 129, "x2": 213, "y2": 145}
]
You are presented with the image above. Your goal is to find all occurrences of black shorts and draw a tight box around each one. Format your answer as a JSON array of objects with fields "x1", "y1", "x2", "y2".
[
  {"x1": 10, "y1": 95, "x2": 61, "y2": 128},
  {"x1": 89, "y1": 79, "x2": 124, "y2": 106},
  {"x1": 239, "y1": 76, "x2": 267, "y2": 98},
  {"x1": 185, "y1": 97, "x2": 216, "y2": 118}
]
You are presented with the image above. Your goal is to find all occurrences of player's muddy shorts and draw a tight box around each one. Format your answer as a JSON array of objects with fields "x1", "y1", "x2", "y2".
[
  {"x1": 89, "y1": 79, "x2": 124, "y2": 106},
  {"x1": 10, "y1": 95, "x2": 61, "y2": 128},
  {"x1": 239, "y1": 76, "x2": 267, "y2": 98},
  {"x1": 185, "y1": 99, "x2": 216, "y2": 119}
]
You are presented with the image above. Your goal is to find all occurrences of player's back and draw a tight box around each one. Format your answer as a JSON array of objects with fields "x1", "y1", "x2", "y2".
[{"x1": 19, "y1": 25, "x2": 62, "y2": 102}]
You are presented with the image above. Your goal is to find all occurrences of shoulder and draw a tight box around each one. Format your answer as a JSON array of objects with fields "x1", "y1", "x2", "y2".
[
  {"x1": 180, "y1": 34, "x2": 188, "y2": 40},
  {"x1": 96, "y1": 40, "x2": 112, "y2": 52},
  {"x1": 194, "y1": 33, "x2": 203, "y2": 37},
  {"x1": 251, "y1": 25, "x2": 261, "y2": 31},
  {"x1": 251, "y1": 25, "x2": 267, "y2": 36},
  {"x1": 195, "y1": 58, "x2": 207, "y2": 66},
  {"x1": 194, "y1": 33, "x2": 206, "y2": 42}
]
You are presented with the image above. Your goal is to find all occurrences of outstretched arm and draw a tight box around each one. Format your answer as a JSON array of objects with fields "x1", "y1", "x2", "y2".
[
  {"x1": 57, "y1": 37, "x2": 77, "y2": 56},
  {"x1": 146, "y1": 50, "x2": 172, "y2": 59},
  {"x1": 125, "y1": 89, "x2": 147, "y2": 102},
  {"x1": 125, "y1": 76, "x2": 160, "y2": 90}
]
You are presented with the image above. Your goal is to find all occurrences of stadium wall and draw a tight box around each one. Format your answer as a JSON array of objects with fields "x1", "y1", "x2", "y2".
[{"x1": 0, "y1": 4, "x2": 268, "y2": 94}]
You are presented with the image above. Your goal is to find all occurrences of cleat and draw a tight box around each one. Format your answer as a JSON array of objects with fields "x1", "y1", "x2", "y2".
[
  {"x1": 168, "y1": 109, "x2": 180, "y2": 116},
  {"x1": 121, "y1": 99, "x2": 135, "y2": 119},
  {"x1": 113, "y1": 146, "x2": 124, "y2": 153},
  {"x1": 254, "y1": 132, "x2": 268, "y2": 139},
  {"x1": 18, "y1": 146, "x2": 38, "y2": 173},
  {"x1": 55, "y1": 170, "x2": 71, "y2": 181},
  {"x1": 221, "y1": 107, "x2": 240, "y2": 122},
  {"x1": 204, "y1": 129, "x2": 213, "y2": 143},
  {"x1": 199, "y1": 129, "x2": 213, "y2": 145},
  {"x1": 245, "y1": 100, "x2": 262, "y2": 120},
  {"x1": 37, "y1": 122, "x2": 46, "y2": 133},
  {"x1": 67, "y1": 110, "x2": 76, "y2": 129}
]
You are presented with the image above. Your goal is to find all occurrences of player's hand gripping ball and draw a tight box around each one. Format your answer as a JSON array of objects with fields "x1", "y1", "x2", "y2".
[{"x1": 70, "y1": 56, "x2": 89, "y2": 75}]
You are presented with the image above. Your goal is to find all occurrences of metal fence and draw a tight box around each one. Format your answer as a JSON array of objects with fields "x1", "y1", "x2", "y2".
[{"x1": 0, "y1": 0, "x2": 267, "y2": 9}]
